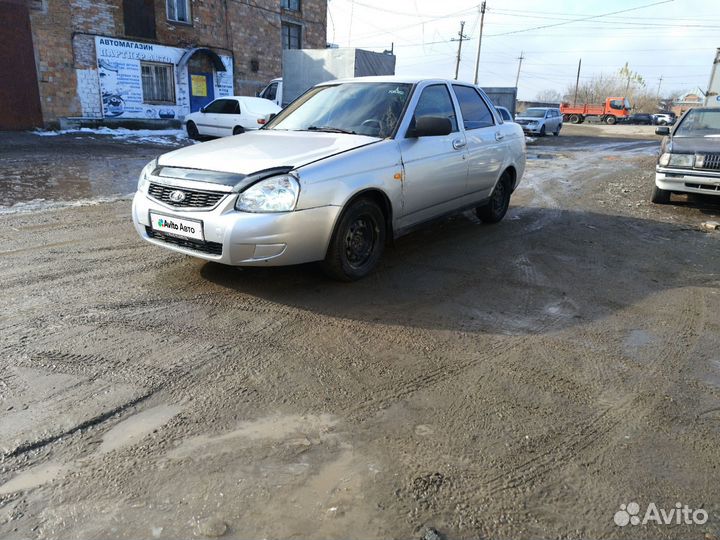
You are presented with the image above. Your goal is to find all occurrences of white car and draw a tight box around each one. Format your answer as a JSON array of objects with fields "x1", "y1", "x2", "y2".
[
  {"x1": 184, "y1": 96, "x2": 281, "y2": 139},
  {"x1": 133, "y1": 77, "x2": 526, "y2": 280},
  {"x1": 495, "y1": 106, "x2": 513, "y2": 122}
]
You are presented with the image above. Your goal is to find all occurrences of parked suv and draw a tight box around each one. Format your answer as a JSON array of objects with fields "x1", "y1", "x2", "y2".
[
  {"x1": 132, "y1": 77, "x2": 526, "y2": 280},
  {"x1": 514, "y1": 107, "x2": 562, "y2": 136}
]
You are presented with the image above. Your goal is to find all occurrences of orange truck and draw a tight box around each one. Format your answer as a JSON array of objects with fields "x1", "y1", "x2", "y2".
[{"x1": 560, "y1": 97, "x2": 632, "y2": 125}]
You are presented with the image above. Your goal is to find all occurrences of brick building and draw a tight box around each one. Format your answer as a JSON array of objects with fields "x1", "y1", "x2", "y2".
[{"x1": 0, "y1": 0, "x2": 327, "y2": 129}]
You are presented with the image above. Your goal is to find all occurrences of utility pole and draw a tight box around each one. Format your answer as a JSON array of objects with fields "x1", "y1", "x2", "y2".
[
  {"x1": 452, "y1": 21, "x2": 468, "y2": 80},
  {"x1": 573, "y1": 58, "x2": 582, "y2": 106},
  {"x1": 472, "y1": 1, "x2": 487, "y2": 85},
  {"x1": 514, "y1": 51, "x2": 524, "y2": 89},
  {"x1": 656, "y1": 75, "x2": 663, "y2": 99}
]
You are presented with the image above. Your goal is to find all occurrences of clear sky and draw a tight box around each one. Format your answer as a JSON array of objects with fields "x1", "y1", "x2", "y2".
[{"x1": 326, "y1": 0, "x2": 718, "y2": 100}]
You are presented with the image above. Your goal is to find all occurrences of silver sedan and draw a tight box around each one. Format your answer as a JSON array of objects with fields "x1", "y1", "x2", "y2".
[{"x1": 132, "y1": 77, "x2": 526, "y2": 280}]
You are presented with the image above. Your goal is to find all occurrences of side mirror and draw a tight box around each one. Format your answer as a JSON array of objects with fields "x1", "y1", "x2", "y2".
[
  {"x1": 655, "y1": 126, "x2": 670, "y2": 136},
  {"x1": 408, "y1": 115, "x2": 452, "y2": 138},
  {"x1": 255, "y1": 91, "x2": 261, "y2": 97},
  {"x1": 200, "y1": 106, "x2": 206, "y2": 113}
]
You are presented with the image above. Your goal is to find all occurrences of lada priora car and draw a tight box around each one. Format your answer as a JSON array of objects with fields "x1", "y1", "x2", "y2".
[{"x1": 132, "y1": 77, "x2": 526, "y2": 280}]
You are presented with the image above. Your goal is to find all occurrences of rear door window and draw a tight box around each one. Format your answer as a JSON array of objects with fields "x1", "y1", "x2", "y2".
[{"x1": 452, "y1": 85, "x2": 494, "y2": 130}]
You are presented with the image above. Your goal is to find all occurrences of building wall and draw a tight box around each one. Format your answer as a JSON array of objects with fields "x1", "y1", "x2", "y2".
[{"x1": 26, "y1": 0, "x2": 327, "y2": 126}]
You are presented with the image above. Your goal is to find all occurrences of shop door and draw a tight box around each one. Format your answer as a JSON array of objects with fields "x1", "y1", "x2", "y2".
[{"x1": 189, "y1": 72, "x2": 214, "y2": 112}]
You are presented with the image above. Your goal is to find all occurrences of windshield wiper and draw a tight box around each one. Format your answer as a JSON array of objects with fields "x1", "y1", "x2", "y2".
[{"x1": 305, "y1": 126, "x2": 357, "y2": 135}]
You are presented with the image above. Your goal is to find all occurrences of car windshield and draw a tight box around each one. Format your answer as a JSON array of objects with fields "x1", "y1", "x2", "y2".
[
  {"x1": 674, "y1": 109, "x2": 720, "y2": 137},
  {"x1": 265, "y1": 82, "x2": 413, "y2": 138},
  {"x1": 521, "y1": 108, "x2": 546, "y2": 118}
]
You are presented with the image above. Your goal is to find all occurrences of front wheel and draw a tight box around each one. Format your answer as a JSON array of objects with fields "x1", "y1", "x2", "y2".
[
  {"x1": 606, "y1": 115, "x2": 617, "y2": 125},
  {"x1": 539, "y1": 125, "x2": 546, "y2": 137},
  {"x1": 477, "y1": 175, "x2": 511, "y2": 224},
  {"x1": 651, "y1": 184, "x2": 671, "y2": 204},
  {"x1": 322, "y1": 199, "x2": 386, "y2": 281},
  {"x1": 186, "y1": 121, "x2": 200, "y2": 140}
]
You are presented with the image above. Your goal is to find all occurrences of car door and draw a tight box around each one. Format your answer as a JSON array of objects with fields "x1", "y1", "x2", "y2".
[
  {"x1": 397, "y1": 83, "x2": 469, "y2": 227},
  {"x1": 195, "y1": 99, "x2": 228, "y2": 136},
  {"x1": 222, "y1": 99, "x2": 242, "y2": 135},
  {"x1": 451, "y1": 84, "x2": 506, "y2": 200}
]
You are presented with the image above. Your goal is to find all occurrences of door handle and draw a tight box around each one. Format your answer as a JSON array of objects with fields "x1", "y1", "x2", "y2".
[
  {"x1": 495, "y1": 132, "x2": 505, "y2": 141},
  {"x1": 452, "y1": 139, "x2": 466, "y2": 150}
]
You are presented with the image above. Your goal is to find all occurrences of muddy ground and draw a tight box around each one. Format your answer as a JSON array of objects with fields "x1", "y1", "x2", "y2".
[{"x1": 0, "y1": 125, "x2": 719, "y2": 539}]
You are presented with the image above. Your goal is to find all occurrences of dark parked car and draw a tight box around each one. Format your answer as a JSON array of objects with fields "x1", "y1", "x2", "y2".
[
  {"x1": 625, "y1": 113, "x2": 654, "y2": 125},
  {"x1": 652, "y1": 107, "x2": 720, "y2": 204}
]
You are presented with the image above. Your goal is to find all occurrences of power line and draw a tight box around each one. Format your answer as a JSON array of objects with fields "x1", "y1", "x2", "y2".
[{"x1": 485, "y1": 0, "x2": 675, "y2": 37}]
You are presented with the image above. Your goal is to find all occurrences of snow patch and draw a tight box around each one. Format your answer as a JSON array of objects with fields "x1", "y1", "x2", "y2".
[
  {"x1": 31, "y1": 127, "x2": 190, "y2": 146},
  {"x1": 0, "y1": 193, "x2": 133, "y2": 216}
]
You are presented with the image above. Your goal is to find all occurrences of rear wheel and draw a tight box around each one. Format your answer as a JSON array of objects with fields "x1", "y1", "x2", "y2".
[
  {"x1": 322, "y1": 198, "x2": 386, "y2": 281},
  {"x1": 232, "y1": 126, "x2": 245, "y2": 135},
  {"x1": 477, "y1": 173, "x2": 511, "y2": 224},
  {"x1": 651, "y1": 184, "x2": 671, "y2": 204},
  {"x1": 569, "y1": 114, "x2": 581, "y2": 124},
  {"x1": 186, "y1": 121, "x2": 199, "y2": 140},
  {"x1": 539, "y1": 125, "x2": 546, "y2": 136},
  {"x1": 606, "y1": 115, "x2": 617, "y2": 125}
]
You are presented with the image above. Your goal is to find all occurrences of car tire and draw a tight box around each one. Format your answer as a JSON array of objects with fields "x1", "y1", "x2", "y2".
[
  {"x1": 651, "y1": 184, "x2": 671, "y2": 204},
  {"x1": 606, "y1": 116, "x2": 617, "y2": 125},
  {"x1": 554, "y1": 125, "x2": 561, "y2": 136},
  {"x1": 477, "y1": 173, "x2": 511, "y2": 224},
  {"x1": 186, "y1": 121, "x2": 200, "y2": 140},
  {"x1": 232, "y1": 126, "x2": 245, "y2": 135},
  {"x1": 322, "y1": 198, "x2": 386, "y2": 281},
  {"x1": 540, "y1": 125, "x2": 546, "y2": 136}
]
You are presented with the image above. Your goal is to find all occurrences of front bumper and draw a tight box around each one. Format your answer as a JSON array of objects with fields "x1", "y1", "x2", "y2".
[
  {"x1": 519, "y1": 124, "x2": 542, "y2": 134},
  {"x1": 132, "y1": 191, "x2": 342, "y2": 266},
  {"x1": 655, "y1": 167, "x2": 720, "y2": 196}
]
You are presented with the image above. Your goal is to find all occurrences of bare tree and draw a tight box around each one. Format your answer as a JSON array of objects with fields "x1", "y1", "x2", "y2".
[
  {"x1": 534, "y1": 89, "x2": 562, "y2": 102},
  {"x1": 562, "y1": 64, "x2": 659, "y2": 112}
]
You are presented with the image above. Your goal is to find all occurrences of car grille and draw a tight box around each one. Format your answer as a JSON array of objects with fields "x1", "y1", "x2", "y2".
[
  {"x1": 148, "y1": 182, "x2": 226, "y2": 208},
  {"x1": 146, "y1": 227, "x2": 223, "y2": 256},
  {"x1": 699, "y1": 154, "x2": 720, "y2": 171},
  {"x1": 685, "y1": 183, "x2": 720, "y2": 192}
]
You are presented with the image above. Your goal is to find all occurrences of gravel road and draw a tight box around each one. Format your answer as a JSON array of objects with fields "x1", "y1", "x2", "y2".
[{"x1": 1, "y1": 125, "x2": 719, "y2": 539}]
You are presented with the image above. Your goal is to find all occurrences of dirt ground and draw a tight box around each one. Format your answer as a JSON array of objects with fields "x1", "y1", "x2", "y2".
[{"x1": 1, "y1": 124, "x2": 719, "y2": 539}]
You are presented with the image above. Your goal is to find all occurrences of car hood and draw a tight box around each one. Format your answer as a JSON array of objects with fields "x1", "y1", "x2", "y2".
[
  {"x1": 669, "y1": 135, "x2": 720, "y2": 154},
  {"x1": 158, "y1": 130, "x2": 380, "y2": 176}
]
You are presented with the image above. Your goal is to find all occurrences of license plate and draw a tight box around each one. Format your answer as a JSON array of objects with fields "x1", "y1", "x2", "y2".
[{"x1": 149, "y1": 212, "x2": 204, "y2": 241}]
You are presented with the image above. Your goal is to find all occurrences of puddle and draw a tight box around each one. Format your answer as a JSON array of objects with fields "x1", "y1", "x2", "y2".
[
  {"x1": 527, "y1": 153, "x2": 557, "y2": 160},
  {"x1": 0, "y1": 463, "x2": 69, "y2": 495},
  {"x1": 98, "y1": 404, "x2": 181, "y2": 454},
  {"x1": 168, "y1": 413, "x2": 338, "y2": 460},
  {"x1": 624, "y1": 329, "x2": 655, "y2": 349}
]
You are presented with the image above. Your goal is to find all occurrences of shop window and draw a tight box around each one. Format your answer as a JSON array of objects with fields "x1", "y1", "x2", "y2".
[
  {"x1": 167, "y1": 0, "x2": 191, "y2": 23},
  {"x1": 281, "y1": 0, "x2": 300, "y2": 11},
  {"x1": 123, "y1": 0, "x2": 156, "y2": 39},
  {"x1": 282, "y1": 22, "x2": 301, "y2": 49},
  {"x1": 141, "y1": 62, "x2": 175, "y2": 104}
]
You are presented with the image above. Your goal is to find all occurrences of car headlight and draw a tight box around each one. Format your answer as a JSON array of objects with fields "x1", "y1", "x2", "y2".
[
  {"x1": 659, "y1": 153, "x2": 694, "y2": 168},
  {"x1": 138, "y1": 159, "x2": 157, "y2": 192},
  {"x1": 235, "y1": 174, "x2": 300, "y2": 213}
]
